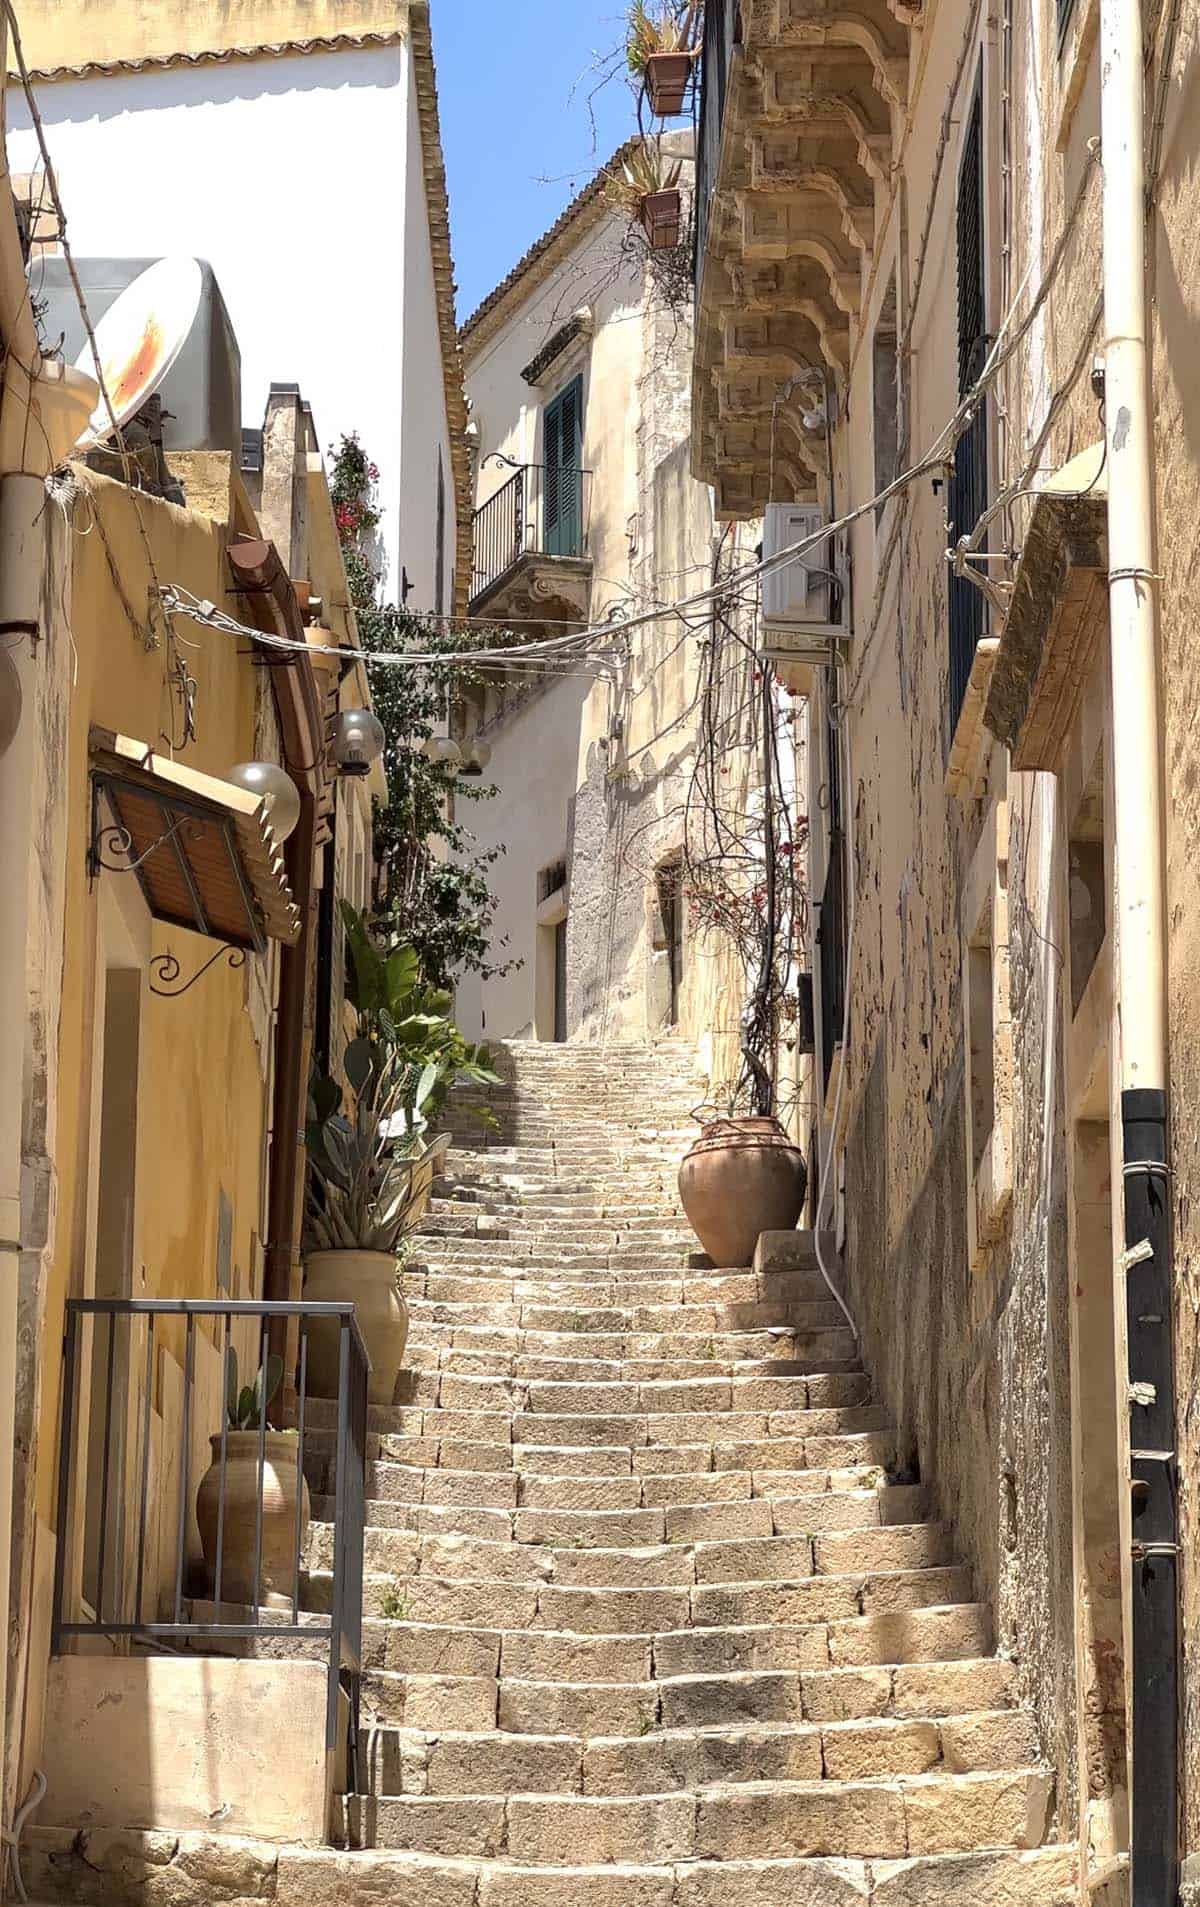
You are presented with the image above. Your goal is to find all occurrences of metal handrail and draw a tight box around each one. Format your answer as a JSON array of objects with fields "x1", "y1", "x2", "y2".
[
  {"x1": 50, "y1": 1294, "x2": 370, "y2": 1836},
  {"x1": 470, "y1": 459, "x2": 594, "y2": 607}
]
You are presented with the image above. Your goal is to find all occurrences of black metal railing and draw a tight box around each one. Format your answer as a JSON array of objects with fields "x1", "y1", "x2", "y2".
[
  {"x1": 470, "y1": 461, "x2": 593, "y2": 607},
  {"x1": 695, "y1": 0, "x2": 739, "y2": 284},
  {"x1": 50, "y1": 1298, "x2": 369, "y2": 1829},
  {"x1": 817, "y1": 829, "x2": 847, "y2": 1094}
]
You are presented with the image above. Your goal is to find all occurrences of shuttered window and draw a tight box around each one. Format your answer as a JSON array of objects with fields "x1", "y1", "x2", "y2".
[
  {"x1": 948, "y1": 70, "x2": 988, "y2": 732},
  {"x1": 543, "y1": 377, "x2": 584, "y2": 558}
]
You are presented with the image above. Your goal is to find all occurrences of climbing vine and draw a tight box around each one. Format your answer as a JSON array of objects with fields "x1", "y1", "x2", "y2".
[{"x1": 331, "y1": 434, "x2": 518, "y2": 990}]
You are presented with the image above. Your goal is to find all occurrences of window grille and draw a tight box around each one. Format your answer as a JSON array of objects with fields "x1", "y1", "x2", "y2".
[{"x1": 948, "y1": 69, "x2": 988, "y2": 731}]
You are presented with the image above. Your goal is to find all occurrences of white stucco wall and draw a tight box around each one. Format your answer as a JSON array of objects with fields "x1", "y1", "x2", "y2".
[
  {"x1": 455, "y1": 672, "x2": 590, "y2": 1044},
  {"x1": 6, "y1": 40, "x2": 454, "y2": 608}
]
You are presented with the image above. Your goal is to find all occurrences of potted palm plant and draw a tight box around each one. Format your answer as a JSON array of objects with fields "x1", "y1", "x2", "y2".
[
  {"x1": 303, "y1": 907, "x2": 499, "y2": 1405},
  {"x1": 607, "y1": 141, "x2": 685, "y2": 250},
  {"x1": 628, "y1": 1, "x2": 702, "y2": 117},
  {"x1": 195, "y1": 1349, "x2": 309, "y2": 1607}
]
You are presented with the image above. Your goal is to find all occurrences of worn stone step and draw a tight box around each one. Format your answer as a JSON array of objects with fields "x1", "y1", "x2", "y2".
[
  {"x1": 360, "y1": 1708, "x2": 1036, "y2": 1800},
  {"x1": 335, "y1": 1566, "x2": 975, "y2": 1632},
  {"x1": 20, "y1": 1828, "x2": 1081, "y2": 1907},
  {"x1": 360, "y1": 1765, "x2": 1051, "y2": 1861}
]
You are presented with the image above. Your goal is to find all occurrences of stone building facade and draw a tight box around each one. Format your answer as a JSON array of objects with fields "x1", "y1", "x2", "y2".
[
  {"x1": 457, "y1": 139, "x2": 809, "y2": 1126},
  {"x1": 691, "y1": 0, "x2": 1200, "y2": 1897}
]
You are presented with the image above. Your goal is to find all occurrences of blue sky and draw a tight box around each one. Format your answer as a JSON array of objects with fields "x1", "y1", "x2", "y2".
[{"x1": 435, "y1": 3, "x2": 639, "y2": 323}]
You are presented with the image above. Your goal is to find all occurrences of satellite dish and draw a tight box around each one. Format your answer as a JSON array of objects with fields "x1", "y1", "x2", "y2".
[{"x1": 71, "y1": 256, "x2": 204, "y2": 450}]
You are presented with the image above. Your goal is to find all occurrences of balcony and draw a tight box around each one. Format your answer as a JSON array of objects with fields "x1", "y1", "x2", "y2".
[
  {"x1": 692, "y1": 0, "x2": 919, "y2": 517},
  {"x1": 469, "y1": 458, "x2": 594, "y2": 628}
]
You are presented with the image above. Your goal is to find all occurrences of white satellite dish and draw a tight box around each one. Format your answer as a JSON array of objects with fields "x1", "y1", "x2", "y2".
[{"x1": 71, "y1": 256, "x2": 204, "y2": 451}]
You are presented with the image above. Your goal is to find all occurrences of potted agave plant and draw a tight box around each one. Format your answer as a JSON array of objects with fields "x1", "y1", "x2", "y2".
[
  {"x1": 195, "y1": 1348, "x2": 310, "y2": 1607},
  {"x1": 608, "y1": 140, "x2": 685, "y2": 251},
  {"x1": 628, "y1": 1, "x2": 702, "y2": 118},
  {"x1": 303, "y1": 907, "x2": 499, "y2": 1405}
]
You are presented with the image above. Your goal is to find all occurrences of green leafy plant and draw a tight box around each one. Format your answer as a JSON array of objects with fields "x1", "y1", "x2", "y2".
[
  {"x1": 224, "y1": 1346, "x2": 284, "y2": 1432},
  {"x1": 304, "y1": 907, "x2": 501, "y2": 1255},
  {"x1": 605, "y1": 140, "x2": 684, "y2": 214},
  {"x1": 379, "y1": 1584, "x2": 408, "y2": 1622},
  {"x1": 330, "y1": 436, "x2": 519, "y2": 988},
  {"x1": 626, "y1": 0, "x2": 701, "y2": 73}
]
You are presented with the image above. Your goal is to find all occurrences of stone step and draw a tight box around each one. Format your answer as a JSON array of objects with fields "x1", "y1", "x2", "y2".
[
  {"x1": 342, "y1": 1494, "x2": 937, "y2": 1550},
  {"x1": 332, "y1": 1565, "x2": 974, "y2": 1631},
  {"x1": 402, "y1": 1349, "x2": 857, "y2": 1388},
  {"x1": 405, "y1": 1300, "x2": 852, "y2": 1340},
  {"x1": 360, "y1": 1708, "x2": 1040, "y2": 1798},
  {"x1": 304, "y1": 1371, "x2": 872, "y2": 1428},
  {"x1": 311, "y1": 1521, "x2": 955, "y2": 1591},
  {"x1": 357, "y1": 1765, "x2": 1051, "y2": 1860},
  {"x1": 20, "y1": 1829, "x2": 1081, "y2": 1907},
  {"x1": 359, "y1": 1607, "x2": 998, "y2": 1683},
  {"x1": 397, "y1": 1323, "x2": 853, "y2": 1362},
  {"x1": 303, "y1": 1427, "x2": 897, "y2": 1481},
  {"x1": 404, "y1": 1271, "x2": 840, "y2": 1310},
  {"x1": 333, "y1": 1460, "x2": 901, "y2": 1514}
]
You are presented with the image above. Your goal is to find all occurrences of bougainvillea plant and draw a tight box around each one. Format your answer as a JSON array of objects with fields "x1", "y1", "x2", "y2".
[{"x1": 330, "y1": 435, "x2": 518, "y2": 989}]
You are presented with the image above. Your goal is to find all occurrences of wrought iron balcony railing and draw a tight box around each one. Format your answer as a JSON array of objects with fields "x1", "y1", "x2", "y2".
[
  {"x1": 695, "y1": 0, "x2": 739, "y2": 284},
  {"x1": 51, "y1": 1297, "x2": 370, "y2": 1829},
  {"x1": 470, "y1": 459, "x2": 594, "y2": 608}
]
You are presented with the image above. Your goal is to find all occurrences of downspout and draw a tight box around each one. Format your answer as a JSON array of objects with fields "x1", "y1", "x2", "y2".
[{"x1": 1098, "y1": 1, "x2": 1178, "y2": 1899}]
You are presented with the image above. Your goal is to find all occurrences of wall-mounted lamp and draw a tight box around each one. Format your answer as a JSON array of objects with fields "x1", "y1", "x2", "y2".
[
  {"x1": 226, "y1": 759, "x2": 301, "y2": 842},
  {"x1": 458, "y1": 739, "x2": 492, "y2": 778},
  {"x1": 332, "y1": 708, "x2": 386, "y2": 778}
]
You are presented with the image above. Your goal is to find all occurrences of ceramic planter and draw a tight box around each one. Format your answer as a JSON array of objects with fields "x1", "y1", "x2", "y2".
[
  {"x1": 645, "y1": 50, "x2": 696, "y2": 116},
  {"x1": 678, "y1": 1117, "x2": 809, "y2": 1268},
  {"x1": 195, "y1": 1430, "x2": 309, "y2": 1607},
  {"x1": 303, "y1": 1248, "x2": 410, "y2": 1406},
  {"x1": 640, "y1": 187, "x2": 683, "y2": 251}
]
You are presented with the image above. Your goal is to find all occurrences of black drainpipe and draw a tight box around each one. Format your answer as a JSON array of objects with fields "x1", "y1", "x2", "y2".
[{"x1": 1123, "y1": 1086, "x2": 1178, "y2": 1905}]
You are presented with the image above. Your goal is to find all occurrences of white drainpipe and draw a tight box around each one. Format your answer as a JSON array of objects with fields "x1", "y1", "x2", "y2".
[{"x1": 1098, "y1": 0, "x2": 1177, "y2": 1896}]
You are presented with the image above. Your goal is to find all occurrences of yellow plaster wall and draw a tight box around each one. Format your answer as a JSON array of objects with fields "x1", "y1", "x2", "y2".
[
  {"x1": 10, "y1": 0, "x2": 406, "y2": 73},
  {"x1": 40, "y1": 466, "x2": 276, "y2": 1531}
]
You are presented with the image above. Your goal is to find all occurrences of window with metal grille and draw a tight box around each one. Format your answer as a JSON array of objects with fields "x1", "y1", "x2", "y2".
[{"x1": 948, "y1": 69, "x2": 988, "y2": 732}]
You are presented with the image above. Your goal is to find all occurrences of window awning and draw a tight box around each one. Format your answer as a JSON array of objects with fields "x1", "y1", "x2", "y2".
[{"x1": 89, "y1": 728, "x2": 301, "y2": 950}]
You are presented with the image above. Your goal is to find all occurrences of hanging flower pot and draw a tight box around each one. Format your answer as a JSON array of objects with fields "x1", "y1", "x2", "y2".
[
  {"x1": 640, "y1": 187, "x2": 683, "y2": 251},
  {"x1": 645, "y1": 49, "x2": 696, "y2": 116},
  {"x1": 678, "y1": 1116, "x2": 808, "y2": 1267}
]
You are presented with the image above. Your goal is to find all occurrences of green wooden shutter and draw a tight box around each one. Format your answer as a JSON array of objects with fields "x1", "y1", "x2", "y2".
[{"x1": 543, "y1": 377, "x2": 583, "y2": 557}]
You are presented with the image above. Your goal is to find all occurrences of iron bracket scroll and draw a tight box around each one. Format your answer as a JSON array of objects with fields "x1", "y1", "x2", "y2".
[{"x1": 149, "y1": 945, "x2": 248, "y2": 998}]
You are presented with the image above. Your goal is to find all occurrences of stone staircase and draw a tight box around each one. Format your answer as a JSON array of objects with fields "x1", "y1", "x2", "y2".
[
  {"x1": 304, "y1": 1040, "x2": 1072, "y2": 1901},
  {"x1": 25, "y1": 1040, "x2": 1078, "y2": 1905}
]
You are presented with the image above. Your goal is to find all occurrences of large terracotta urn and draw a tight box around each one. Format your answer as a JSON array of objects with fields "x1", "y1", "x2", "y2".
[
  {"x1": 678, "y1": 1117, "x2": 808, "y2": 1268},
  {"x1": 303, "y1": 1248, "x2": 410, "y2": 1406},
  {"x1": 196, "y1": 1430, "x2": 309, "y2": 1607}
]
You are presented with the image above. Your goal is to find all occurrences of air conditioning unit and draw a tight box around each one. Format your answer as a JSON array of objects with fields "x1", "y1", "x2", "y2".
[
  {"x1": 760, "y1": 504, "x2": 847, "y2": 693},
  {"x1": 762, "y1": 504, "x2": 831, "y2": 628}
]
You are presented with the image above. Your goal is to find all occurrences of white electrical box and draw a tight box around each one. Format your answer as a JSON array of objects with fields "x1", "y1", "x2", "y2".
[{"x1": 762, "y1": 503, "x2": 831, "y2": 627}]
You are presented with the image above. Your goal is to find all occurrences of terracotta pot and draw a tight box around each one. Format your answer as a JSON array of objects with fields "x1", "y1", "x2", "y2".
[
  {"x1": 640, "y1": 187, "x2": 682, "y2": 251},
  {"x1": 303, "y1": 1248, "x2": 410, "y2": 1406},
  {"x1": 678, "y1": 1117, "x2": 809, "y2": 1268},
  {"x1": 645, "y1": 50, "x2": 696, "y2": 116},
  {"x1": 196, "y1": 1430, "x2": 309, "y2": 1607}
]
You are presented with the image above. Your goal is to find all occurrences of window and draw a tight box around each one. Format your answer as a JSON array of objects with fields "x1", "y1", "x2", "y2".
[
  {"x1": 1068, "y1": 751, "x2": 1106, "y2": 1016},
  {"x1": 948, "y1": 68, "x2": 988, "y2": 732},
  {"x1": 435, "y1": 449, "x2": 446, "y2": 619},
  {"x1": 872, "y1": 277, "x2": 899, "y2": 520},
  {"x1": 543, "y1": 376, "x2": 584, "y2": 558},
  {"x1": 655, "y1": 861, "x2": 685, "y2": 1027}
]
